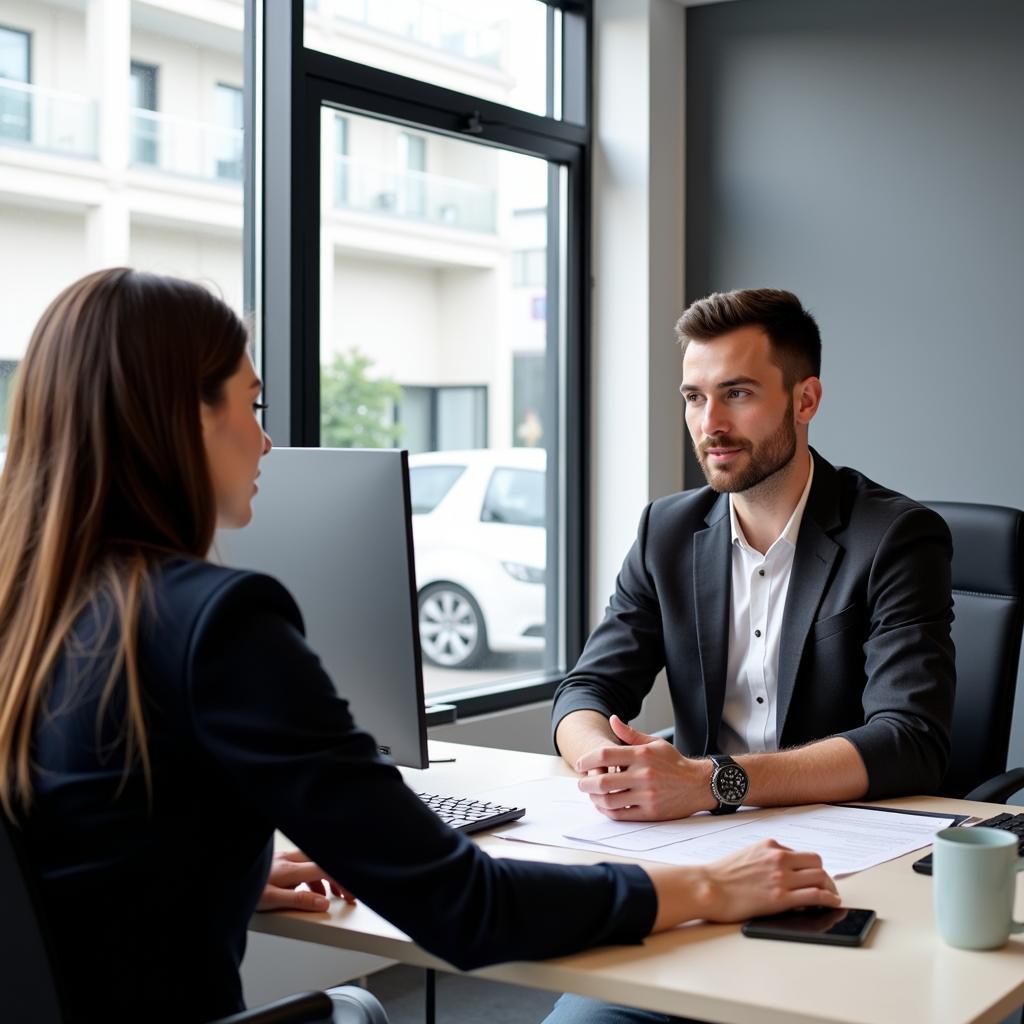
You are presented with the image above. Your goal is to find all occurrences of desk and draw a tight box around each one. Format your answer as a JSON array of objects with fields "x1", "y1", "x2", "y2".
[{"x1": 250, "y1": 741, "x2": 1024, "y2": 1024}]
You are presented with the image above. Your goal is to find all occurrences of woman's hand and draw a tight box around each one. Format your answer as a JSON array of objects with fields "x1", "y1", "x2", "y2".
[
  {"x1": 647, "y1": 838, "x2": 840, "y2": 931},
  {"x1": 256, "y1": 849, "x2": 355, "y2": 913}
]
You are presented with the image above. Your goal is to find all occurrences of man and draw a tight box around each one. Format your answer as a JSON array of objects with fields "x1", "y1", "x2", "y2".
[{"x1": 553, "y1": 288, "x2": 955, "y2": 823}]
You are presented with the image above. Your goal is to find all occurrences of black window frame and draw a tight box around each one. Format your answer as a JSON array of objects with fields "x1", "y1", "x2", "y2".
[{"x1": 249, "y1": 0, "x2": 591, "y2": 717}]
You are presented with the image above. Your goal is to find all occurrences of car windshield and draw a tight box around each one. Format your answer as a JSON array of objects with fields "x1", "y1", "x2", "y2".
[
  {"x1": 481, "y1": 468, "x2": 545, "y2": 528},
  {"x1": 409, "y1": 465, "x2": 465, "y2": 514}
]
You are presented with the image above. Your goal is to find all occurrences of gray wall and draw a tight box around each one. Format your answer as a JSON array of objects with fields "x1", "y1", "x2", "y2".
[{"x1": 685, "y1": 0, "x2": 1024, "y2": 760}]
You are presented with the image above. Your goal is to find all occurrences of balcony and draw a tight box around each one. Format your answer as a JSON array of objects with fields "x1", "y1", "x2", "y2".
[
  {"x1": 130, "y1": 109, "x2": 243, "y2": 184},
  {"x1": 334, "y1": 156, "x2": 496, "y2": 234},
  {"x1": 0, "y1": 80, "x2": 97, "y2": 160},
  {"x1": 330, "y1": 0, "x2": 505, "y2": 70}
]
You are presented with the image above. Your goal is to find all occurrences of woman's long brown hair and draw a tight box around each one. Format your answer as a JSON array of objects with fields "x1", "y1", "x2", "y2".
[{"x1": 0, "y1": 268, "x2": 248, "y2": 817}]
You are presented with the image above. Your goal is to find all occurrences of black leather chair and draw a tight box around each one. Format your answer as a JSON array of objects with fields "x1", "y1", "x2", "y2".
[
  {"x1": 0, "y1": 810, "x2": 387, "y2": 1024},
  {"x1": 924, "y1": 501, "x2": 1024, "y2": 802}
]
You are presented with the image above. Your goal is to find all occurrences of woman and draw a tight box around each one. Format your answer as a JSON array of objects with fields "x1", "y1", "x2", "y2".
[{"x1": 0, "y1": 269, "x2": 839, "y2": 1023}]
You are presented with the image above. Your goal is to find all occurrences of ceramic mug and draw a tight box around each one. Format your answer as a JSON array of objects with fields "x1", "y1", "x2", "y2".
[{"x1": 933, "y1": 827, "x2": 1024, "y2": 950}]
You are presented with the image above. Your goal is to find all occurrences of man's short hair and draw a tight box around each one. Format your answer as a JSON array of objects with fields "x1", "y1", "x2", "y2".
[{"x1": 675, "y1": 288, "x2": 822, "y2": 385}]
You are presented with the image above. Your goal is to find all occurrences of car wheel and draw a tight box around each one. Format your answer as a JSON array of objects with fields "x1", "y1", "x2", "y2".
[{"x1": 418, "y1": 583, "x2": 489, "y2": 669}]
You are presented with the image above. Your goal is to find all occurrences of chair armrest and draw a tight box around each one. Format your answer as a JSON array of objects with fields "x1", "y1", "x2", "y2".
[
  {"x1": 213, "y1": 991, "x2": 334, "y2": 1024},
  {"x1": 964, "y1": 768, "x2": 1024, "y2": 805}
]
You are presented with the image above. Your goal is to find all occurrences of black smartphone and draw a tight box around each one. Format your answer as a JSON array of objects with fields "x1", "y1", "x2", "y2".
[{"x1": 741, "y1": 906, "x2": 877, "y2": 946}]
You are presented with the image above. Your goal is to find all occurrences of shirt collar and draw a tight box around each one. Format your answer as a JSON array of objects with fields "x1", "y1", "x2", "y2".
[{"x1": 729, "y1": 453, "x2": 815, "y2": 554}]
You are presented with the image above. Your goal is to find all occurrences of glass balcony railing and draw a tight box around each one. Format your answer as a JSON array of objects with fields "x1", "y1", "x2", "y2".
[
  {"x1": 334, "y1": 156, "x2": 497, "y2": 234},
  {"x1": 332, "y1": 0, "x2": 505, "y2": 70},
  {"x1": 130, "y1": 109, "x2": 243, "y2": 184},
  {"x1": 0, "y1": 80, "x2": 97, "y2": 159}
]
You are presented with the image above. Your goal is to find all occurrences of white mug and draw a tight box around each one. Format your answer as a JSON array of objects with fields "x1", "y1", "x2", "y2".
[{"x1": 932, "y1": 827, "x2": 1024, "y2": 950}]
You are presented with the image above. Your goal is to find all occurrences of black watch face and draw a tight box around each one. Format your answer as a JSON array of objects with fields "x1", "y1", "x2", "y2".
[{"x1": 714, "y1": 764, "x2": 748, "y2": 804}]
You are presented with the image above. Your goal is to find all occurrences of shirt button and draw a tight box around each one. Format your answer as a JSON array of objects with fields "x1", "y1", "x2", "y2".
[
  {"x1": 758, "y1": 569, "x2": 765, "y2": 577},
  {"x1": 754, "y1": 629, "x2": 762, "y2": 638},
  {"x1": 756, "y1": 696, "x2": 765, "y2": 704}
]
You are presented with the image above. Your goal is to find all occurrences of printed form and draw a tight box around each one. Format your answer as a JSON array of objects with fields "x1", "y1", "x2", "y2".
[{"x1": 475, "y1": 777, "x2": 954, "y2": 877}]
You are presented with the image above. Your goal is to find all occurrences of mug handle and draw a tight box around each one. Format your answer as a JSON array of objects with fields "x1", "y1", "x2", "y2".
[{"x1": 1013, "y1": 859, "x2": 1024, "y2": 935}]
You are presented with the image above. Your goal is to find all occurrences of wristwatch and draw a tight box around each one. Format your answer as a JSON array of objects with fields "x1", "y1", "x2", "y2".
[{"x1": 709, "y1": 754, "x2": 748, "y2": 814}]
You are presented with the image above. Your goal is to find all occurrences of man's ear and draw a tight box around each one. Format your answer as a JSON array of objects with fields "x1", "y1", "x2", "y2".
[{"x1": 795, "y1": 377, "x2": 822, "y2": 425}]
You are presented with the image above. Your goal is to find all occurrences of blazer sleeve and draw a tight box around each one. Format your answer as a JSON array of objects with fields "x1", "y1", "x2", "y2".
[
  {"x1": 551, "y1": 503, "x2": 668, "y2": 750},
  {"x1": 836, "y1": 505, "x2": 956, "y2": 798},
  {"x1": 184, "y1": 576, "x2": 657, "y2": 971}
]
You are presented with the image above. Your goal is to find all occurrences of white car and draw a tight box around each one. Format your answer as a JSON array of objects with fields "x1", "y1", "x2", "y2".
[{"x1": 409, "y1": 448, "x2": 546, "y2": 669}]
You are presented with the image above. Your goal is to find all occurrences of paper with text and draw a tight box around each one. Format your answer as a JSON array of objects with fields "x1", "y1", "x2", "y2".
[{"x1": 477, "y1": 778, "x2": 953, "y2": 877}]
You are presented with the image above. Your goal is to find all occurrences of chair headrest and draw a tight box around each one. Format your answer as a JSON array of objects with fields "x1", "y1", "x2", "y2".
[{"x1": 923, "y1": 501, "x2": 1024, "y2": 597}]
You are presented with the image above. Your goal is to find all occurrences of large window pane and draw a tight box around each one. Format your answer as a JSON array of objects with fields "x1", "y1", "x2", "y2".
[
  {"x1": 318, "y1": 106, "x2": 556, "y2": 697},
  {"x1": 0, "y1": 1, "x2": 246, "y2": 454},
  {"x1": 305, "y1": 0, "x2": 552, "y2": 118}
]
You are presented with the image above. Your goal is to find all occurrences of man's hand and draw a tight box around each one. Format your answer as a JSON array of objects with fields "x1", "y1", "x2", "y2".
[
  {"x1": 256, "y1": 850, "x2": 355, "y2": 913},
  {"x1": 575, "y1": 715, "x2": 714, "y2": 820}
]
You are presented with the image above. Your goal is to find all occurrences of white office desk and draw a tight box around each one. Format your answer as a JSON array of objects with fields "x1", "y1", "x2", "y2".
[{"x1": 250, "y1": 741, "x2": 1024, "y2": 1024}]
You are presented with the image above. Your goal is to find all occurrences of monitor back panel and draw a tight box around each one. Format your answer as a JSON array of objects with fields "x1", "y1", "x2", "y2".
[{"x1": 214, "y1": 447, "x2": 428, "y2": 768}]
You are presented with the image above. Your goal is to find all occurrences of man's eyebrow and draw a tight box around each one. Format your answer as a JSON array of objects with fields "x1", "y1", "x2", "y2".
[{"x1": 679, "y1": 376, "x2": 761, "y2": 392}]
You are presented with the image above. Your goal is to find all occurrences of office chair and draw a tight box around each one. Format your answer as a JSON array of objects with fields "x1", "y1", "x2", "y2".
[
  {"x1": 923, "y1": 501, "x2": 1024, "y2": 802},
  {"x1": 0, "y1": 811, "x2": 388, "y2": 1024}
]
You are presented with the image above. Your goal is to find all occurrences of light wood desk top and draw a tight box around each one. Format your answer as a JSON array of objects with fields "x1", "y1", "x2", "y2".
[{"x1": 250, "y1": 741, "x2": 1024, "y2": 1024}]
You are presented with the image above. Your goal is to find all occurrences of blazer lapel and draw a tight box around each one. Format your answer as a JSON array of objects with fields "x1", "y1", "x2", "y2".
[
  {"x1": 775, "y1": 451, "x2": 842, "y2": 741},
  {"x1": 693, "y1": 493, "x2": 731, "y2": 754}
]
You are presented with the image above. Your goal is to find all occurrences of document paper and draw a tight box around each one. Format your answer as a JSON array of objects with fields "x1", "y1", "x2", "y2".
[{"x1": 478, "y1": 778, "x2": 953, "y2": 877}]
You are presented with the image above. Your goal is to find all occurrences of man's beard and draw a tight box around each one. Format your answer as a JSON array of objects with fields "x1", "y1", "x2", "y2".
[{"x1": 693, "y1": 398, "x2": 798, "y2": 494}]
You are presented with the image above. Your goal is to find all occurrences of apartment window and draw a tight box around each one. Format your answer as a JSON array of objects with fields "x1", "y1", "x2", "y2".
[
  {"x1": 334, "y1": 114, "x2": 349, "y2": 203},
  {"x1": 512, "y1": 353, "x2": 545, "y2": 448},
  {"x1": 0, "y1": 26, "x2": 30, "y2": 143},
  {"x1": 398, "y1": 385, "x2": 487, "y2": 455},
  {"x1": 264, "y1": 0, "x2": 590, "y2": 709},
  {"x1": 304, "y1": 0, "x2": 561, "y2": 118},
  {"x1": 398, "y1": 131, "x2": 426, "y2": 218},
  {"x1": 129, "y1": 61, "x2": 158, "y2": 166},
  {"x1": 214, "y1": 84, "x2": 243, "y2": 181},
  {"x1": 0, "y1": 359, "x2": 18, "y2": 446},
  {"x1": 512, "y1": 249, "x2": 546, "y2": 288},
  {"x1": 0, "y1": 5, "x2": 247, "y2": 455}
]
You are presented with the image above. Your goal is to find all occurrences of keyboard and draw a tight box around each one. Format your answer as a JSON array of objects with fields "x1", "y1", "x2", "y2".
[
  {"x1": 416, "y1": 792, "x2": 526, "y2": 834},
  {"x1": 912, "y1": 811, "x2": 1024, "y2": 875}
]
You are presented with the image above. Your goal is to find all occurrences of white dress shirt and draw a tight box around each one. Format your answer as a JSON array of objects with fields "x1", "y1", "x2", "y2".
[{"x1": 719, "y1": 455, "x2": 815, "y2": 755}]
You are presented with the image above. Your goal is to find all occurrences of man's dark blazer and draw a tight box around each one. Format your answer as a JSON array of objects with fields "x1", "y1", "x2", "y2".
[{"x1": 552, "y1": 450, "x2": 956, "y2": 798}]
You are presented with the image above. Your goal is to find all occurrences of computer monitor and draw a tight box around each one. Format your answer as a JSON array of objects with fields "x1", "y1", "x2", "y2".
[{"x1": 213, "y1": 447, "x2": 428, "y2": 769}]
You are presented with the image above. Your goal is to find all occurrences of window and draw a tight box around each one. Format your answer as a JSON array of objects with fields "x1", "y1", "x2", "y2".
[
  {"x1": 0, "y1": 4, "x2": 247, "y2": 456},
  {"x1": 334, "y1": 114, "x2": 349, "y2": 203},
  {"x1": 263, "y1": 0, "x2": 590, "y2": 710},
  {"x1": 482, "y1": 468, "x2": 545, "y2": 529},
  {"x1": 512, "y1": 249, "x2": 546, "y2": 288},
  {"x1": 304, "y1": 0, "x2": 557, "y2": 118},
  {"x1": 129, "y1": 61, "x2": 158, "y2": 166},
  {"x1": 398, "y1": 386, "x2": 487, "y2": 454},
  {"x1": 0, "y1": 359, "x2": 18, "y2": 446},
  {"x1": 214, "y1": 84, "x2": 243, "y2": 182},
  {"x1": 512, "y1": 353, "x2": 545, "y2": 448},
  {"x1": 398, "y1": 131, "x2": 426, "y2": 218},
  {"x1": 409, "y1": 465, "x2": 465, "y2": 514},
  {"x1": 0, "y1": 26, "x2": 30, "y2": 144}
]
